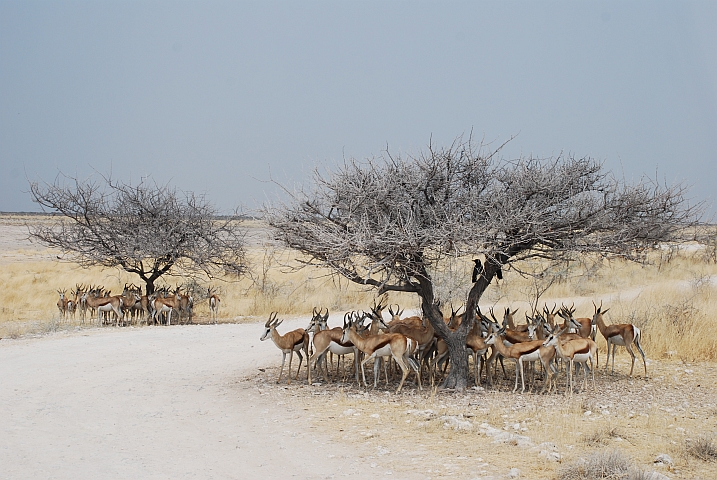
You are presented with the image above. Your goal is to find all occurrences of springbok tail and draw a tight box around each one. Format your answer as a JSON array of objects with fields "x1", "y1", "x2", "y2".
[
  {"x1": 633, "y1": 326, "x2": 646, "y2": 358},
  {"x1": 406, "y1": 338, "x2": 420, "y2": 372},
  {"x1": 407, "y1": 356, "x2": 420, "y2": 372}
]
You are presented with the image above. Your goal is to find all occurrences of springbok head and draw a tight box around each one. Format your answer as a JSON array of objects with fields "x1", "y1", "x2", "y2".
[
  {"x1": 484, "y1": 325, "x2": 507, "y2": 346},
  {"x1": 504, "y1": 307, "x2": 519, "y2": 327},
  {"x1": 260, "y1": 312, "x2": 282, "y2": 341},
  {"x1": 387, "y1": 304, "x2": 404, "y2": 322},
  {"x1": 543, "y1": 303, "x2": 558, "y2": 327},
  {"x1": 592, "y1": 300, "x2": 610, "y2": 322},
  {"x1": 542, "y1": 327, "x2": 568, "y2": 348},
  {"x1": 370, "y1": 295, "x2": 388, "y2": 321}
]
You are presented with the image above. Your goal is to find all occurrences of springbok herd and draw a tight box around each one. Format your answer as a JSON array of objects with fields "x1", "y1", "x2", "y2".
[
  {"x1": 260, "y1": 298, "x2": 648, "y2": 395},
  {"x1": 55, "y1": 284, "x2": 221, "y2": 326}
]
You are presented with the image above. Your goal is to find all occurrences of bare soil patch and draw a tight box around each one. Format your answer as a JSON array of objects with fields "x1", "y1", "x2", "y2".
[{"x1": 247, "y1": 355, "x2": 717, "y2": 479}]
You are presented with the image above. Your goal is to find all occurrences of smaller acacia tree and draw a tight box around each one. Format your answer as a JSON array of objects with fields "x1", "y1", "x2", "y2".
[
  {"x1": 29, "y1": 173, "x2": 247, "y2": 295},
  {"x1": 264, "y1": 137, "x2": 702, "y2": 390}
]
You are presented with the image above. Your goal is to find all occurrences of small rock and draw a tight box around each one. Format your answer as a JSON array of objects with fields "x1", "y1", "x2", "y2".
[
  {"x1": 536, "y1": 442, "x2": 558, "y2": 452},
  {"x1": 539, "y1": 451, "x2": 561, "y2": 462},
  {"x1": 507, "y1": 467, "x2": 521, "y2": 478},
  {"x1": 654, "y1": 453, "x2": 673, "y2": 466},
  {"x1": 584, "y1": 411, "x2": 592, "y2": 416},
  {"x1": 342, "y1": 409, "x2": 356, "y2": 416},
  {"x1": 441, "y1": 415, "x2": 473, "y2": 431}
]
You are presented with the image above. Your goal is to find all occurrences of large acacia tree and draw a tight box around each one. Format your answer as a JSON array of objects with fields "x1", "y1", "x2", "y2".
[
  {"x1": 29, "y1": 173, "x2": 247, "y2": 295},
  {"x1": 265, "y1": 138, "x2": 702, "y2": 390}
]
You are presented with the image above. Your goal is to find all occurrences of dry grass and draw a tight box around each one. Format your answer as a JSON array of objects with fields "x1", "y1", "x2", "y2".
[
  {"x1": 685, "y1": 435, "x2": 717, "y2": 462},
  {"x1": 581, "y1": 426, "x2": 626, "y2": 447},
  {"x1": 556, "y1": 450, "x2": 645, "y2": 480}
]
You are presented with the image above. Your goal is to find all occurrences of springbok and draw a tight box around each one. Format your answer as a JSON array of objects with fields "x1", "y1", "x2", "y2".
[
  {"x1": 307, "y1": 310, "x2": 359, "y2": 383},
  {"x1": 260, "y1": 312, "x2": 311, "y2": 385},
  {"x1": 56, "y1": 289, "x2": 67, "y2": 319},
  {"x1": 558, "y1": 304, "x2": 596, "y2": 340},
  {"x1": 484, "y1": 325, "x2": 556, "y2": 394},
  {"x1": 82, "y1": 289, "x2": 124, "y2": 326},
  {"x1": 543, "y1": 303, "x2": 559, "y2": 329},
  {"x1": 502, "y1": 307, "x2": 526, "y2": 332},
  {"x1": 593, "y1": 301, "x2": 647, "y2": 378},
  {"x1": 340, "y1": 313, "x2": 420, "y2": 393},
  {"x1": 388, "y1": 313, "x2": 435, "y2": 381},
  {"x1": 151, "y1": 290, "x2": 183, "y2": 326},
  {"x1": 542, "y1": 327, "x2": 598, "y2": 395},
  {"x1": 208, "y1": 287, "x2": 221, "y2": 324}
]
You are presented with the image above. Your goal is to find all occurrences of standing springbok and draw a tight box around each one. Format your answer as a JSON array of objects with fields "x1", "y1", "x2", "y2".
[
  {"x1": 593, "y1": 301, "x2": 647, "y2": 378},
  {"x1": 82, "y1": 289, "x2": 124, "y2": 326},
  {"x1": 208, "y1": 287, "x2": 220, "y2": 324},
  {"x1": 542, "y1": 326, "x2": 598, "y2": 395},
  {"x1": 260, "y1": 312, "x2": 311, "y2": 385},
  {"x1": 307, "y1": 310, "x2": 359, "y2": 383},
  {"x1": 340, "y1": 313, "x2": 420, "y2": 393},
  {"x1": 484, "y1": 325, "x2": 557, "y2": 394},
  {"x1": 56, "y1": 289, "x2": 67, "y2": 319},
  {"x1": 151, "y1": 290, "x2": 183, "y2": 326}
]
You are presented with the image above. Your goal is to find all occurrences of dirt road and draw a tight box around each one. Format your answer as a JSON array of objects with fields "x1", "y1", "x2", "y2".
[{"x1": 0, "y1": 320, "x2": 390, "y2": 479}]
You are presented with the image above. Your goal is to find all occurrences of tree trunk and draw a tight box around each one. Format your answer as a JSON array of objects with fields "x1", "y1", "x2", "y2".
[
  {"x1": 419, "y1": 256, "x2": 503, "y2": 391},
  {"x1": 417, "y1": 272, "x2": 473, "y2": 390},
  {"x1": 442, "y1": 332, "x2": 470, "y2": 389}
]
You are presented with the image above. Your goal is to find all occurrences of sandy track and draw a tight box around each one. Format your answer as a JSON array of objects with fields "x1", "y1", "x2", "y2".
[{"x1": 0, "y1": 319, "x2": 373, "y2": 479}]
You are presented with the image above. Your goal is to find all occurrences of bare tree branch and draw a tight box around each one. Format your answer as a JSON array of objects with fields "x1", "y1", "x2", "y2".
[{"x1": 28, "y1": 173, "x2": 247, "y2": 294}]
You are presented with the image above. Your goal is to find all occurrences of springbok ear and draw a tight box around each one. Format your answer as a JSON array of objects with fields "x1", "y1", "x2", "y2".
[
  {"x1": 511, "y1": 308, "x2": 519, "y2": 315},
  {"x1": 602, "y1": 308, "x2": 610, "y2": 314}
]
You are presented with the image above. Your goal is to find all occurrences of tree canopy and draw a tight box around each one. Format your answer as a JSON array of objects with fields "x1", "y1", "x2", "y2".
[{"x1": 29, "y1": 173, "x2": 247, "y2": 294}]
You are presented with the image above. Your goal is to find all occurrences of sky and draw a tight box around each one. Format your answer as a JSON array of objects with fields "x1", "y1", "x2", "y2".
[{"x1": 1, "y1": 1, "x2": 716, "y2": 214}]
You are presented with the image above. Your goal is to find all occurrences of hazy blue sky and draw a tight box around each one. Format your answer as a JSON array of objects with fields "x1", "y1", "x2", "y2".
[{"x1": 2, "y1": 1, "x2": 716, "y2": 213}]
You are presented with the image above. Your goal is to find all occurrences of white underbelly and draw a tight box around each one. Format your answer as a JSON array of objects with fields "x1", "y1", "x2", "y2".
[
  {"x1": 573, "y1": 353, "x2": 591, "y2": 363},
  {"x1": 328, "y1": 342, "x2": 355, "y2": 355},
  {"x1": 521, "y1": 350, "x2": 541, "y2": 361},
  {"x1": 374, "y1": 344, "x2": 393, "y2": 357},
  {"x1": 609, "y1": 335, "x2": 626, "y2": 346}
]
